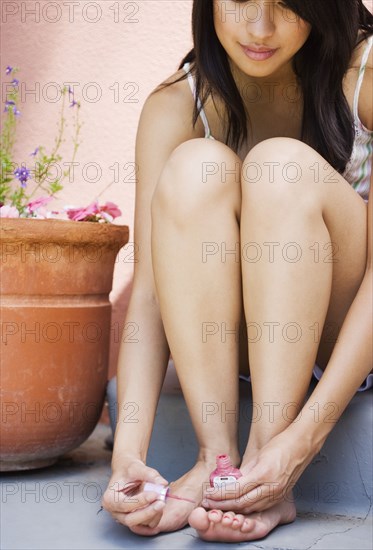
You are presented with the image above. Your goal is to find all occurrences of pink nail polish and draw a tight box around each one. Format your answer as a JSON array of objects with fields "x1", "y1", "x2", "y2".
[{"x1": 209, "y1": 454, "x2": 242, "y2": 488}]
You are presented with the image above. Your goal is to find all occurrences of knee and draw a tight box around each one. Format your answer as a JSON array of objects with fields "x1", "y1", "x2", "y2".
[
  {"x1": 241, "y1": 138, "x2": 321, "y2": 209},
  {"x1": 151, "y1": 138, "x2": 241, "y2": 220}
]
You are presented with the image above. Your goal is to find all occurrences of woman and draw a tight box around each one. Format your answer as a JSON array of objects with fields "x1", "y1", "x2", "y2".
[{"x1": 103, "y1": 0, "x2": 373, "y2": 542}]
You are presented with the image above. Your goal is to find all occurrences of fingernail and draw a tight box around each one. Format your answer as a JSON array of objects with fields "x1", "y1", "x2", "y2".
[
  {"x1": 201, "y1": 499, "x2": 209, "y2": 507},
  {"x1": 153, "y1": 500, "x2": 165, "y2": 511}
]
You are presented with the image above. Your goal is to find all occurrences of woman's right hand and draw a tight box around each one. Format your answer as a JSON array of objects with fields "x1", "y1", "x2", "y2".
[{"x1": 102, "y1": 456, "x2": 169, "y2": 530}]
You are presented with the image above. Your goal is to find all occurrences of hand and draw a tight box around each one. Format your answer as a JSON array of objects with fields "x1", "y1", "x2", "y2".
[
  {"x1": 102, "y1": 456, "x2": 169, "y2": 530},
  {"x1": 202, "y1": 430, "x2": 315, "y2": 513}
]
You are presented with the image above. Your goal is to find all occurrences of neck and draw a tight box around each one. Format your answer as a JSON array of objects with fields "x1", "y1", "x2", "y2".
[{"x1": 229, "y1": 59, "x2": 300, "y2": 106}]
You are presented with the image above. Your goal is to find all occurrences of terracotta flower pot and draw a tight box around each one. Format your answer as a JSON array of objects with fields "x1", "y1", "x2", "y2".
[{"x1": 0, "y1": 218, "x2": 129, "y2": 471}]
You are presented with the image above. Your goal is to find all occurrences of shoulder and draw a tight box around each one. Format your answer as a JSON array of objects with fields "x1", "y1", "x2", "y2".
[
  {"x1": 134, "y1": 67, "x2": 206, "y2": 186},
  {"x1": 137, "y1": 67, "x2": 204, "y2": 144},
  {"x1": 345, "y1": 34, "x2": 373, "y2": 130}
]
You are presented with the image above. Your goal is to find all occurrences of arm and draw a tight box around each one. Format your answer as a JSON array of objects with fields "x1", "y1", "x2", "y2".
[
  {"x1": 111, "y1": 77, "x2": 201, "y2": 468},
  {"x1": 103, "y1": 77, "x2": 204, "y2": 525},
  {"x1": 288, "y1": 46, "x2": 373, "y2": 452},
  {"x1": 289, "y1": 171, "x2": 372, "y2": 452},
  {"x1": 202, "y1": 179, "x2": 372, "y2": 513}
]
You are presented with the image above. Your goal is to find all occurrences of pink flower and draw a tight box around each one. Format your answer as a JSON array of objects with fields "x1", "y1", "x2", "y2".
[
  {"x1": 65, "y1": 201, "x2": 121, "y2": 222},
  {"x1": 100, "y1": 201, "x2": 122, "y2": 219},
  {"x1": 0, "y1": 205, "x2": 20, "y2": 218},
  {"x1": 66, "y1": 202, "x2": 100, "y2": 222},
  {"x1": 27, "y1": 196, "x2": 53, "y2": 214}
]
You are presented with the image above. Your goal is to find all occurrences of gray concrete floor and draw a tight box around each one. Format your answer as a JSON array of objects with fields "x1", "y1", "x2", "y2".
[{"x1": 1, "y1": 363, "x2": 372, "y2": 550}]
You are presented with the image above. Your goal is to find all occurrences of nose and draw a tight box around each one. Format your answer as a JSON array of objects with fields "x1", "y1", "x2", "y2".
[{"x1": 244, "y1": 2, "x2": 275, "y2": 41}]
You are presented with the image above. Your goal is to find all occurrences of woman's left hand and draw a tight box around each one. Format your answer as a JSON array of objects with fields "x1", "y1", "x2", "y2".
[{"x1": 201, "y1": 429, "x2": 316, "y2": 513}]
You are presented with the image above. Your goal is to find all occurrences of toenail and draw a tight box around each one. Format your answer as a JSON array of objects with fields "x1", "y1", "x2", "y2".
[{"x1": 210, "y1": 510, "x2": 219, "y2": 515}]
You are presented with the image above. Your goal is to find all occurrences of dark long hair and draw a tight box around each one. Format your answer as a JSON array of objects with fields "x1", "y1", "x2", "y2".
[{"x1": 153, "y1": 0, "x2": 373, "y2": 173}]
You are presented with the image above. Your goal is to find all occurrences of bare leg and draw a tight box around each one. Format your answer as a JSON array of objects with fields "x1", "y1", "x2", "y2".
[
  {"x1": 189, "y1": 138, "x2": 368, "y2": 542},
  {"x1": 134, "y1": 138, "x2": 243, "y2": 534}
]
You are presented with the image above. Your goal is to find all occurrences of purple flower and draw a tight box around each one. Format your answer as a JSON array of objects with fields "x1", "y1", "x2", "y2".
[
  {"x1": 30, "y1": 147, "x2": 39, "y2": 157},
  {"x1": 11, "y1": 78, "x2": 19, "y2": 86},
  {"x1": 4, "y1": 100, "x2": 18, "y2": 114},
  {"x1": 69, "y1": 99, "x2": 79, "y2": 108},
  {"x1": 68, "y1": 85, "x2": 74, "y2": 96},
  {"x1": 14, "y1": 166, "x2": 31, "y2": 187},
  {"x1": 13, "y1": 107, "x2": 21, "y2": 116},
  {"x1": 5, "y1": 66, "x2": 13, "y2": 75}
]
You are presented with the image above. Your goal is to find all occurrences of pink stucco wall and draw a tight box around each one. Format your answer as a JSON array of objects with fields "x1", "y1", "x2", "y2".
[{"x1": 1, "y1": 1, "x2": 193, "y2": 377}]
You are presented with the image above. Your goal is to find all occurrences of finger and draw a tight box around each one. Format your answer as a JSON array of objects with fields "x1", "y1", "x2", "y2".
[
  {"x1": 206, "y1": 500, "x2": 253, "y2": 513},
  {"x1": 204, "y1": 477, "x2": 261, "y2": 501},
  {"x1": 111, "y1": 512, "x2": 129, "y2": 526},
  {"x1": 203, "y1": 486, "x2": 284, "y2": 514},
  {"x1": 126, "y1": 463, "x2": 168, "y2": 486},
  {"x1": 202, "y1": 497, "x2": 244, "y2": 512},
  {"x1": 108, "y1": 489, "x2": 160, "y2": 514},
  {"x1": 124, "y1": 499, "x2": 166, "y2": 529},
  {"x1": 146, "y1": 507, "x2": 165, "y2": 529},
  {"x1": 242, "y1": 482, "x2": 284, "y2": 510},
  {"x1": 144, "y1": 468, "x2": 168, "y2": 486},
  {"x1": 203, "y1": 481, "x2": 241, "y2": 501},
  {"x1": 127, "y1": 524, "x2": 161, "y2": 536}
]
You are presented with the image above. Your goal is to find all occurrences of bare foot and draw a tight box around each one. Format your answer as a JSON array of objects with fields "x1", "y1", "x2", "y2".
[
  {"x1": 189, "y1": 498, "x2": 296, "y2": 542},
  {"x1": 128, "y1": 460, "x2": 216, "y2": 536}
]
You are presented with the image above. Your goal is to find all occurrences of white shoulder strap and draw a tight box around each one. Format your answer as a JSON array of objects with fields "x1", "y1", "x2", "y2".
[
  {"x1": 182, "y1": 62, "x2": 212, "y2": 138},
  {"x1": 353, "y1": 35, "x2": 373, "y2": 120}
]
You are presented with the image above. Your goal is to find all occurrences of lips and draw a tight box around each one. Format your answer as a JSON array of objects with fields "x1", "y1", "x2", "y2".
[{"x1": 240, "y1": 44, "x2": 278, "y2": 61}]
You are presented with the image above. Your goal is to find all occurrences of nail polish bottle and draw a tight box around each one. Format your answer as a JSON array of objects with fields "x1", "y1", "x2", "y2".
[{"x1": 209, "y1": 454, "x2": 242, "y2": 488}]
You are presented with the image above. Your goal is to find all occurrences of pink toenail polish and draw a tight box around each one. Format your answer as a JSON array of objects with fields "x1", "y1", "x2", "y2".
[{"x1": 209, "y1": 454, "x2": 242, "y2": 488}]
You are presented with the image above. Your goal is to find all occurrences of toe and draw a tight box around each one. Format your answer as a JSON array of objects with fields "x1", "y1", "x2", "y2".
[
  {"x1": 207, "y1": 509, "x2": 223, "y2": 524},
  {"x1": 231, "y1": 514, "x2": 245, "y2": 530},
  {"x1": 188, "y1": 507, "x2": 210, "y2": 531},
  {"x1": 241, "y1": 517, "x2": 257, "y2": 533},
  {"x1": 222, "y1": 512, "x2": 236, "y2": 526}
]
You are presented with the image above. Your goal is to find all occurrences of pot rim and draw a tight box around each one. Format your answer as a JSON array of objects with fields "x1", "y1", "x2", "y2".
[{"x1": 0, "y1": 217, "x2": 129, "y2": 246}]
